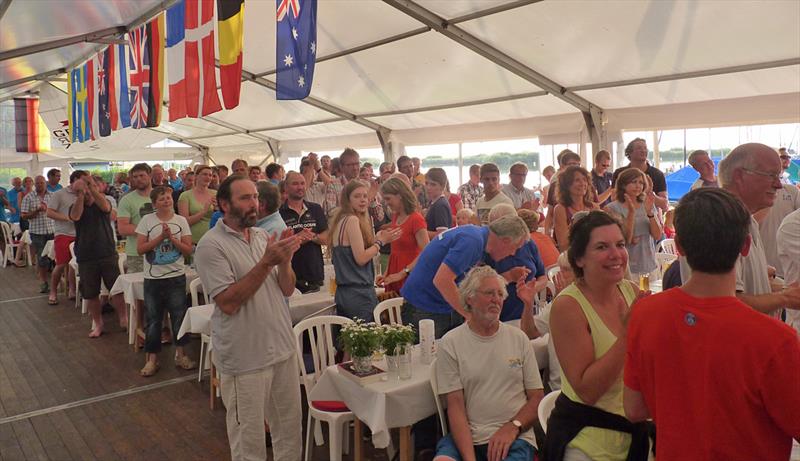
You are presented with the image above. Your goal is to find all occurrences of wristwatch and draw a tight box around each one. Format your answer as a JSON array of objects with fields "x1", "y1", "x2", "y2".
[
  {"x1": 510, "y1": 419, "x2": 522, "y2": 433},
  {"x1": 403, "y1": 267, "x2": 411, "y2": 275}
]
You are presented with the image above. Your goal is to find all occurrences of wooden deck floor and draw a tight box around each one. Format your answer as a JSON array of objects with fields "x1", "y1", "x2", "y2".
[{"x1": 0, "y1": 264, "x2": 390, "y2": 461}]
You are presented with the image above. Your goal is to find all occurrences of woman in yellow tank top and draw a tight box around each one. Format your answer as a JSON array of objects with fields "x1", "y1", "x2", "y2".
[{"x1": 548, "y1": 211, "x2": 646, "y2": 461}]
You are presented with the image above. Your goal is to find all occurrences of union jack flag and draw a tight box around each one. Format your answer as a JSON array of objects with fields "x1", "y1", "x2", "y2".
[{"x1": 128, "y1": 26, "x2": 152, "y2": 129}]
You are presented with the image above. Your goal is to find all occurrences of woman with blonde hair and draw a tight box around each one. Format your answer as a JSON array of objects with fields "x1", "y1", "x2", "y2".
[
  {"x1": 553, "y1": 166, "x2": 597, "y2": 251},
  {"x1": 331, "y1": 180, "x2": 402, "y2": 321},
  {"x1": 376, "y1": 177, "x2": 429, "y2": 293},
  {"x1": 604, "y1": 168, "x2": 661, "y2": 279}
]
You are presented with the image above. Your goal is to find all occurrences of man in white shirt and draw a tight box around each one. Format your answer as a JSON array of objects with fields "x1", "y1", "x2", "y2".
[
  {"x1": 688, "y1": 149, "x2": 718, "y2": 190},
  {"x1": 777, "y1": 208, "x2": 800, "y2": 334},
  {"x1": 435, "y1": 265, "x2": 543, "y2": 461},
  {"x1": 717, "y1": 143, "x2": 800, "y2": 316},
  {"x1": 476, "y1": 163, "x2": 513, "y2": 224},
  {"x1": 502, "y1": 163, "x2": 538, "y2": 210}
]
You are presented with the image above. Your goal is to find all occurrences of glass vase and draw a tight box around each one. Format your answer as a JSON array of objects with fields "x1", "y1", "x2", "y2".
[{"x1": 351, "y1": 354, "x2": 373, "y2": 373}]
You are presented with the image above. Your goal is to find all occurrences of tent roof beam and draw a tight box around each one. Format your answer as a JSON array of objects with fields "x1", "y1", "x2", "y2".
[
  {"x1": 382, "y1": 0, "x2": 599, "y2": 115},
  {"x1": 0, "y1": 26, "x2": 126, "y2": 62},
  {"x1": 253, "y1": 0, "x2": 541, "y2": 78},
  {"x1": 0, "y1": 0, "x2": 12, "y2": 22},
  {"x1": 568, "y1": 58, "x2": 800, "y2": 92}
]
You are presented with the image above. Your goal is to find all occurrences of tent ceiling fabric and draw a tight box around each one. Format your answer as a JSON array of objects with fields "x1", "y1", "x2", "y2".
[{"x1": 1, "y1": 0, "x2": 799, "y2": 162}]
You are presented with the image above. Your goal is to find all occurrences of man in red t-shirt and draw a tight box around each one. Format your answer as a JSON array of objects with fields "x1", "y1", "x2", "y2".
[{"x1": 624, "y1": 188, "x2": 800, "y2": 461}]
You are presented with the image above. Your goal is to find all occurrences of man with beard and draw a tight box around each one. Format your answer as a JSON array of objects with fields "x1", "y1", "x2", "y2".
[
  {"x1": 195, "y1": 175, "x2": 305, "y2": 461},
  {"x1": 117, "y1": 163, "x2": 154, "y2": 273}
]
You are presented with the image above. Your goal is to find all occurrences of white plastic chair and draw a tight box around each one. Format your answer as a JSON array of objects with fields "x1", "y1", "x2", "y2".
[
  {"x1": 546, "y1": 264, "x2": 561, "y2": 283},
  {"x1": 0, "y1": 222, "x2": 22, "y2": 268},
  {"x1": 189, "y1": 278, "x2": 212, "y2": 383},
  {"x1": 535, "y1": 280, "x2": 556, "y2": 314},
  {"x1": 189, "y1": 277, "x2": 207, "y2": 307},
  {"x1": 657, "y1": 238, "x2": 677, "y2": 255},
  {"x1": 428, "y1": 358, "x2": 448, "y2": 436},
  {"x1": 653, "y1": 253, "x2": 677, "y2": 280},
  {"x1": 537, "y1": 390, "x2": 561, "y2": 433},
  {"x1": 293, "y1": 315, "x2": 356, "y2": 461},
  {"x1": 373, "y1": 297, "x2": 404, "y2": 325}
]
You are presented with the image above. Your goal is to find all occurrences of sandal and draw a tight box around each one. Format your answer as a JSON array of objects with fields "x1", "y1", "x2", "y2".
[
  {"x1": 47, "y1": 297, "x2": 58, "y2": 305},
  {"x1": 140, "y1": 361, "x2": 160, "y2": 377},
  {"x1": 174, "y1": 355, "x2": 197, "y2": 370}
]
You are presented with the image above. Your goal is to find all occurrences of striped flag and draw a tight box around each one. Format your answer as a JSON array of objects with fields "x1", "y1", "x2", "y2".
[
  {"x1": 166, "y1": 0, "x2": 222, "y2": 121},
  {"x1": 68, "y1": 63, "x2": 93, "y2": 142},
  {"x1": 217, "y1": 0, "x2": 244, "y2": 109},
  {"x1": 97, "y1": 44, "x2": 132, "y2": 136},
  {"x1": 13, "y1": 98, "x2": 50, "y2": 153},
  {"x1": 128, "y1": 15, "x2": 165, "y2": 129}
]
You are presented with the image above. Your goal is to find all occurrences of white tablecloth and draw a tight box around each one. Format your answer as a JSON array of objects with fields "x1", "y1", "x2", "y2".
[
  {"x1": 307, "y1": 347, "x2": 437, "y2": 449},
  {"x1": 109, "y1": 269, "x2": 198, "y2": 345},
  {"x1": 42, "y1": 239, "x2": 55, "y2": 260},
  {"x1": 176, "y1": 287, "x2": 348, "y2": 340}
]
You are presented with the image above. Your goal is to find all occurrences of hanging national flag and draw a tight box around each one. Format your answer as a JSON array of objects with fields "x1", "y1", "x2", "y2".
[
  {"x1": 13, "y1": 98, "x2": 50, "y2": 153},
  {"x1": 276, "y1": 0, "x2": 317, "y2": 100},
  {"x1": 129, "y1": 15, "x2": 165, "y2": 129},
  {"x1": 97, "y1": 44, "x2": 132, "y2": 137},
  {"x1": 68, "y1": 64, "x2": 92, "y2": 142},
  {"x1": 217, "y1": 0, "x2": 244, "y2": 109},
  {"x1": 166, "y1": 0, "x2": 222, "y2": 121}
]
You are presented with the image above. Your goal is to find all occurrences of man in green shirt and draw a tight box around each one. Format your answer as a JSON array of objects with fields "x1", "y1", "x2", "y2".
[{"x1": 117, "y1": 163, "x2": 154, "y2": 272}]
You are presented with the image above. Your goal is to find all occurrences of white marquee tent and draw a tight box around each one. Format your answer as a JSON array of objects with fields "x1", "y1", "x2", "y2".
[{"x1": 2, "y1": 0, "x2": 799, "y2": 171}]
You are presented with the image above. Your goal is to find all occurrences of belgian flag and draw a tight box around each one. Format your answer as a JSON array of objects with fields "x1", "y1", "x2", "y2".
[{"x1": 217, "y1": 0, "x2": 244, "y2": 109}]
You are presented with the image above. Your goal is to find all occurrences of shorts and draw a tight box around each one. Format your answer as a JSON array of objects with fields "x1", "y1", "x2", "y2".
[
  {"x1": 435, "y1": 435, "x2": 535, "y2": 461},
  {"x1": 30, "y1": 233, "x2": 54, "y2": 268},
  {"x1": 54, "y1": 235, "x2": 75, "y2": 265},
  {"x1": 78, "y1": 255, "x2": 120, "y2": 300}
]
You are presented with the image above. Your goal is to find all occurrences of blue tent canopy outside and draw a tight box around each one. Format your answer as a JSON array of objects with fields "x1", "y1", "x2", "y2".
[{"x1": 664, "y1": 159, "x2": 720, "y2": 202}]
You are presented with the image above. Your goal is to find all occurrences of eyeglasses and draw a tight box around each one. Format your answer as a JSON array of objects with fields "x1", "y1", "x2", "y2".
[
  {"x1": 475, "y1": 289, "x2": 504, "y2": 298},
  {"x1": 741, "y1": 168, "x2": 782, "y2": 182}
]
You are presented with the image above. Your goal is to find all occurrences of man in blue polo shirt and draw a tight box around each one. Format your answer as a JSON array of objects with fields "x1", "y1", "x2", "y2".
[{"x1": 400, "y1": 214, "x2": 530, "y2": 338}]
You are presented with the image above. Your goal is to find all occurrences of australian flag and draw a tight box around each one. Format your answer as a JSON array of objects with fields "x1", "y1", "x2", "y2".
[{"x1": 275, "y1": 0, "x2": 317, "y2": 100}]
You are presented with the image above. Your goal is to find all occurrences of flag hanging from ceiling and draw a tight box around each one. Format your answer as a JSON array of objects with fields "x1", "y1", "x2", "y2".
[
  {"x1": 276, "y1": 0, "x2": 317, "y2": 100},
  {"x1": 129, "y1": 15, "x2": 165, "y2": 129},
  {"x1": 97, "y1": 44, "x2": 132, "y2": 137},
  {"x1": 68, "y1": 62, "x2": 94, "y2": 143},
  {"x1": 166, "y1": 0, "x2": 222, "y2": 121},
  {"x1": 13, "y1": 98, "x2": 50, "y2": 153},
  {"x1": 217, "y1": 0, "x2": 244, "y2": 109}
]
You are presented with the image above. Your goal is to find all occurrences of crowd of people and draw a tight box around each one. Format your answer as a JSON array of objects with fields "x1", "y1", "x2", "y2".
[{"x1": 1, "y1": 141, "x2": 798, "y2": 461}]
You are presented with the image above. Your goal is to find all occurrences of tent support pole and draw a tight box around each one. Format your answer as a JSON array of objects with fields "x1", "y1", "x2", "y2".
[
  {"x1": 376, "y1": 128, "x2": 392, "y2": 162},
  {"x1": 0, "y1": 0, "x2": 12, "y2": 22}
]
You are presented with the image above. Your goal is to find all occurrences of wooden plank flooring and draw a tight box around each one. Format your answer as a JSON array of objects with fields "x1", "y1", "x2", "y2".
[{"x1": 0, "y1": 264, "x2": 391, "y2": 461}]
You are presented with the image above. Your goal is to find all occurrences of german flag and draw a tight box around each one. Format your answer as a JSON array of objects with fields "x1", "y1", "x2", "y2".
[
  {"x1": 217, "y1": 0, "x2": 244, "y2": 109},
  {"x1": 14, "y1": 98, "x2": 50, "y2": 153}
]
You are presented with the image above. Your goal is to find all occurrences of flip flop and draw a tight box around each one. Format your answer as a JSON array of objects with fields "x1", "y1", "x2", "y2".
[{"x1": 47, "y1": 297, "x2": 58, "y2": 305}]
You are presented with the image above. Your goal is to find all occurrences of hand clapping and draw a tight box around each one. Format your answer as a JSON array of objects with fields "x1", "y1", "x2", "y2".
[{"x1": 262, "y1": 228, "x2": 302, "y2": 266}]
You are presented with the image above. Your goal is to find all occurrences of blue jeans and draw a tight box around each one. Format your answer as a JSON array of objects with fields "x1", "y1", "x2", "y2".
[
  {"x1": 435, "y1": 435, "x2": 535, "y2": 461},
  {"x1": 143, "y1": 275, "x2": 188, "y2": 354},
  {"x1": 401, "y1": 301, "x2": 463, "y2": 339}
]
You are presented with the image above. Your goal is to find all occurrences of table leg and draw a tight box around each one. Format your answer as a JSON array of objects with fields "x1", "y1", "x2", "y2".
[
  {"x1": 399, "y1": 426, "x2": 412, "y2": 461},
  {"x1": 353, "y1": 419, "x2": 363, "y2": 461},
  {"x1": 127, "y1": 302, "x2": 135, "y2": 346}
]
